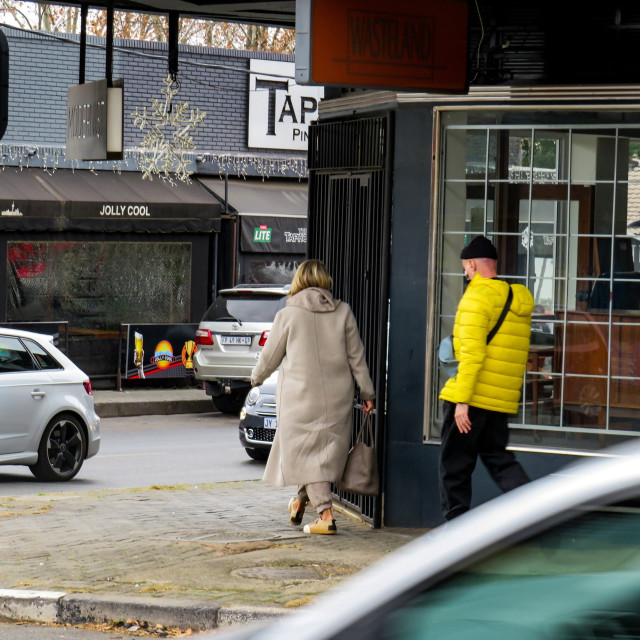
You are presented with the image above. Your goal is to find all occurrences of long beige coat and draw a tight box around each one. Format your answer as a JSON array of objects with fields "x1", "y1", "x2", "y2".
[{"x1": 251, "y1": 287, "x2": 375, "y2": 487}]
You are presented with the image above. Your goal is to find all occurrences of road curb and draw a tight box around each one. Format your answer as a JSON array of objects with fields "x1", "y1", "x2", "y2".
[
  {"x1": 94, "y1": 399, "x2": 213, "y2": 418},
  {"x1": 0, "y1": 590, "x2": 286, "y2": 631},
  {"x1": 217, "y1": 604, "x2": 290, "y2": 628},
  {"x1": 0, "y1": 589, "x2": 65, "y2": 624}
]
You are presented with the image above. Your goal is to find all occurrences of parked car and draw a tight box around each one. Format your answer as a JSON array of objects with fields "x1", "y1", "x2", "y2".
[
  {"x1": 202, "y1": 438, "x2": 640, "y2": 640},
  {"x1": 239, "y1": 369, "x2": 277, "y2": 460},
  {"x1": 194, "y1": 284, "x2": 289, "y2": 414},
  {"x1": 0, "y1": 327, "x2": 100, "y2": 481}
]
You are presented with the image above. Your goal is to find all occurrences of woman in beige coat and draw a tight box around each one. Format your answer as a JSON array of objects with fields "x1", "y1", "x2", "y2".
[{"x1": 250, "y1": 260, "x2": 375, "y2": 535}]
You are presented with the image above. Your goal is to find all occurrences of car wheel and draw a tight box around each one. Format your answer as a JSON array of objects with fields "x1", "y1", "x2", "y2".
[
  {"x1": 213, "y1": 392, "x2": 247, "y2": 414},
  {"x1": 245, "y1": 448, "x2": 269, "y2": 461},
  {"x1": 29, "y1": 414, "x2": 87, "y2": 482}
]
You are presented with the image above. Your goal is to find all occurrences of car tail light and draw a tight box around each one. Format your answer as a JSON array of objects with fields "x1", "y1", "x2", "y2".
[
  {"x1": 83, "y1": 380, "x2": 93, "y2": 395},
  {"x1": 195, "y1": 329, "x2": 214, "y2": 346},
  {"x1": 259, "y1": 330, "x2": 270, "y2": 346}
]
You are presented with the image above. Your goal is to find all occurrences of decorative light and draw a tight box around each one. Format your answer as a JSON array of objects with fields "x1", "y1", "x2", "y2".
[
  {"x1": 0, "y1": 144, "x2": 308, "y2": 180},
  {"x1": 131, "y1": 73, "x2": 206, "y2": 183}
]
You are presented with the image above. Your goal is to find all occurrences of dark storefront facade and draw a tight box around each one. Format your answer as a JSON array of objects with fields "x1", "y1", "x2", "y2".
[
  {"x1": 0, "y1": 28, "x2": 315, "y2": 384},
  {"x1": 200, "y1": 177, "x2": 307, "y2": 285},
  {"x1": 0, "y1": 168, "x2": 221, "y2": 380},
  {"x1": 307, "y1": 4, "x2": 640, "y2": 528}
]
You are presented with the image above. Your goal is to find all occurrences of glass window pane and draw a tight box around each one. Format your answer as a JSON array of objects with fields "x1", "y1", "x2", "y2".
[
  {"x1": 462, "y1": 129, "x2": 489, "y2": 180},
  {"x1": 435, "y1": 116, "x2": 640, "y2": 444},
  {"x1": 0, "y1": 336, "x2": 35, "y2": 372},
  {"x1": 240, "y1": 254, "x2": 302, "y2": 285},
  {"x1": 571, "y1": 130, "x2": 618, "y2": 183},
  {"x1": 442, "y1": 183, "x2": 492, "y2": 233},
  {"x1": 377, "y1": 502, "x2": 640, "y2": 640},
  {"x1": 532, "y1": 132, "x2": 565, "y2": 183},
  {"x1": 439, "y1": 273, "x2": 465, "y2": 322},
  {"x1": 508, "y1": 129, "x2": 533, "y2": 179},
  {"x1": 23, "y1": 339, "x2": 61, "y2": 370},
  {"x1": 561, "y1": 318, "x2": 609, "y2": 376},
  {"x1": 7, "y1": 241, "x2": 192, "y2": 330}
]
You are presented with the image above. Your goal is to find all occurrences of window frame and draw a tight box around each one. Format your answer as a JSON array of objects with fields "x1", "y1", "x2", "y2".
[{"x1": 424, "y1": 105, "x2": 640, "y2": 452}]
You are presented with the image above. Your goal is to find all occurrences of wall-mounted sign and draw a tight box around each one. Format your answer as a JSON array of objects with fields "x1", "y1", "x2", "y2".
[
  {"x1": 248, "y1": 59, "x2": 324, "y2": 151},
  {"x1": 295, "y1": 0, "x2": 469, "y2": 92},
  {"x1": 99, "y1": 204, "x2": 151, "y2": 217},
  {"x1": 240, "y1": 215, "x2": 307, "y2": 254},
  {"x1": 66, "y1": 78, "x2": 124, "y2": 161}
]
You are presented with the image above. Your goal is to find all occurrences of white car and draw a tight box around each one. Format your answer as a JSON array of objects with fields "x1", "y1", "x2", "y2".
[
  {"x1": 0, "y1": 327, "x2": 100, "y2": 481},
  {"x1": 204, "y1": 438, "x2": 640, "y2": 640}
]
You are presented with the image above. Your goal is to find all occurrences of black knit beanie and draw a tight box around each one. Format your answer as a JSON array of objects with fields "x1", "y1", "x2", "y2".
[{"x1": 460, "y1": 235, "x2": 498, "y2": 260}]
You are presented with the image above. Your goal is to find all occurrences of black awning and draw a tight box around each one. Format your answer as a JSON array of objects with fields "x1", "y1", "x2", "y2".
[
  {"x1": 197, "y1": 177, "x2": 307, "y2": 253},
  {"x1": 0, "y1": 169, "x2": 222, "y2": 233},
  {"x1": 197, "y1": 177, "x2": 308, "y2": 217}
]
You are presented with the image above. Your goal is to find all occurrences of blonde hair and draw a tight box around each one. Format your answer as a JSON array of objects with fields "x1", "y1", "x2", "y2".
[{"x1": 290, "y1": 259, "x2": 333, "y2": 295}]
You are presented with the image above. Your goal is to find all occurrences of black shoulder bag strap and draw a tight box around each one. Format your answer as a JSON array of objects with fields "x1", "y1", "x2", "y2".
[{"x1": 487, "y1": 285, "x2": 513, "y2": 344}]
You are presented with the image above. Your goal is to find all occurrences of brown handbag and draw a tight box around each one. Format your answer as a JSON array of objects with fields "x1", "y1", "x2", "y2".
[{"x1": 338, "y1": 413, "x2": 379, "y2": 496}]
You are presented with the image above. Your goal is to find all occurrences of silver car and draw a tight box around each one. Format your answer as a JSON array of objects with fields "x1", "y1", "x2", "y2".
[
  {"x1": 194, "y1": 285, "x2": 289, "y2": 414},
  {"x1": 204, "y1": 438, "x2": 640, "y2": 640},
  {"x1": 239, "y1": 369, "x2": 277, "y2": 460},
  {"x1": 0, "y1": 327, "x2": 100, "y2": 481}
]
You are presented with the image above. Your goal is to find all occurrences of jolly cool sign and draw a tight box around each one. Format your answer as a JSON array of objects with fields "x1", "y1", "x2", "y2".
[{"x1": 99, "y1": 204, "x2": 151, "y2": 217}]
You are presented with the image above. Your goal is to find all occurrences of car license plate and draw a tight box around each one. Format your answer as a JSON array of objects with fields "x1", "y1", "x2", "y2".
[
  {"x1": 220, "y1": 335, "x2": 252, "y2": 346},
  {"x1": 264, "y1": 417, "x2": 277, "y2": 429}
]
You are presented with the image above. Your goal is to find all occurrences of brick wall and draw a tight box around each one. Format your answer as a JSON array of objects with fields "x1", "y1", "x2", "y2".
[{"x1": 3, "y1": 27, "x2": 303, "y2": 160}]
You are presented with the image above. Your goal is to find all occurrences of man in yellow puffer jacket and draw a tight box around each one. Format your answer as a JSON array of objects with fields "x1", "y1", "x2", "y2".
[{"x1": 439, "y1": 235, "x2": 534, "y2": 521}]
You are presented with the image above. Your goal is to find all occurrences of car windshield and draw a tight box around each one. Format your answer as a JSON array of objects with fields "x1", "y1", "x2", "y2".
[
  {"x1": 202, "y1": 293, "x2": 286, "y2": 323},
  {"x1": 376, "y1": 501, "x2": 640, "y2": 640}
]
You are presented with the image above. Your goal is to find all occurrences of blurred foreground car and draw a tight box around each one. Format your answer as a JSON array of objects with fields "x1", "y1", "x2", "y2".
[
  {"x1": 239, "y1": 370, "x2": 277, "y2": 461},
  {"x1": 0, "y1": 328, "x2": 100, "y2": 481},
  {"x1": 203, "y1": 438, "x2": 640, "y2": 640}
]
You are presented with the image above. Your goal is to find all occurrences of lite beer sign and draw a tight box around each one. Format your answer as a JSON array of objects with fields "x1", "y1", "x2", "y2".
[
  {"x1": 248, "y1": 60, "x2": 325, "y2": 151},
  {"x1": 253, "y1": 224, "x2": 272, "y2": 243}
]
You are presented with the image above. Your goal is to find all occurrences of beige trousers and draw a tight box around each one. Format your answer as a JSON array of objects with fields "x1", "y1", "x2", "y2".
[{"x1": 297, "y1": 482, "x2": 332, "y2": 514}]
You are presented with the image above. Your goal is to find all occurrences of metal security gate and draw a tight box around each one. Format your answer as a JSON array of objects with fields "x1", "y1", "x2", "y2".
[{"x1": 308, "y1": 116, "x2": 392, "y2": 527}]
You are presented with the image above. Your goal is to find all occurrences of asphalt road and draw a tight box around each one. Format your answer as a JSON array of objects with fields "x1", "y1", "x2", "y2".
[{"x1": 0, "y1": 412, "x2": 266, "y2": 495}]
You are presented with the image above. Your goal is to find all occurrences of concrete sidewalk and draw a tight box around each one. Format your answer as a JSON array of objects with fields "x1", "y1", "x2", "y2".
[
  {"x1": 93, "y1": 387, "x2": 213, "y2": 418},
  {"x1": 0, "y1": 388, "x2": 428, "y2": 633}
]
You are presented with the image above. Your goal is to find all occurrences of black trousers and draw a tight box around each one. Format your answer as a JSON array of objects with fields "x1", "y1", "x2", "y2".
[{"x1": 439, "y1": 400, "x2": 530, "y2": 521}]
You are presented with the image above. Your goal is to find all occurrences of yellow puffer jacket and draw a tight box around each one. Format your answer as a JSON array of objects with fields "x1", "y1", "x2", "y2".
[{"x1": 439, "y1": 275, "x2": 534, "y2": 414}]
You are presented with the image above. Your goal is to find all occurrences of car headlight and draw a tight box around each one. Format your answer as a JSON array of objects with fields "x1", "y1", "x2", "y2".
[
  {"x1": 246, "y1": 387, "x2": 260, "y2": 405},
  {"x1": 240, "y1": 407, "x2": 247, "y2": 421}
]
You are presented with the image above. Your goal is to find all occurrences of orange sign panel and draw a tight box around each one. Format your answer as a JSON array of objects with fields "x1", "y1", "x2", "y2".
[{"x1": 296, "y1": 0, "x2": 469, "y2": 92}]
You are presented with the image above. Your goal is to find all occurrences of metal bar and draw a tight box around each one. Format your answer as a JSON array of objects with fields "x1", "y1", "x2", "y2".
[
  {"x1": 168, "y1": 11, "x2": 179, "y2": 79},
  {"x1": 308, "y1": 117, "x2": 390, "y2": 525},
  {"x1": 79, "y1": 3, "x2": 88, "y2": 85},
  {"x1": 106, "y1": 0, "x2": 114, "y2": 87}
]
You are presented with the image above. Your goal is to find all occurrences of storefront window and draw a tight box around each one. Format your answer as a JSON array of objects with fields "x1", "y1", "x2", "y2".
[
  {"x1": 239, "y1": 253, "x2": 303, "y2": 285},
  {"x1": 7, "y1": 241, "x2": 191, "y2": 331},
  {"x1": 431, "y1": 110, "x2": 640, "y2": 451}
]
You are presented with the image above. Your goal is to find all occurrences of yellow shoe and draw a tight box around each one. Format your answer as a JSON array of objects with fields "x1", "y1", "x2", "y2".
[
  {"x1": 303, "y1": 517, "x2": 337, "y2": 535},
  {"x1": 288, "y1": 497, "x2": 305, "y2": 526}
]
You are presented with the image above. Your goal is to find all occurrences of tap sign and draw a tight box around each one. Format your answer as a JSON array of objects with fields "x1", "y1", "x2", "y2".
[{"x1": 248, "y1": 59, "x2": 325, "y2": 151}]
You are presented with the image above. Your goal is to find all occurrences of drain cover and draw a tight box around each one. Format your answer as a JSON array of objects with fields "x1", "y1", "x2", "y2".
[{"x1": 231, "y1": 566, "x2": 323, "y2": 581}]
